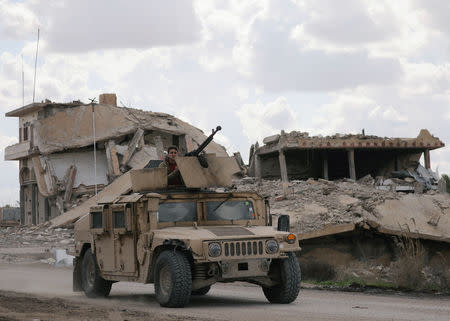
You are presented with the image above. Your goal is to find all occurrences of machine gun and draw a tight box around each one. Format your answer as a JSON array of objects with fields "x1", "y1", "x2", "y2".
[{"x1": 185, "y1": 125, "x2": 221, "y2": 168}]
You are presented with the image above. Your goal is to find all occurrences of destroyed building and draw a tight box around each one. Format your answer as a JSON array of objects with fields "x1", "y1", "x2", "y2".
[
  {"x1": 4, "y1": 93, "x2": 228, "y2": 225},
  {"x1": 248, "y1": 130, "x2": 444, "y2": 188}
]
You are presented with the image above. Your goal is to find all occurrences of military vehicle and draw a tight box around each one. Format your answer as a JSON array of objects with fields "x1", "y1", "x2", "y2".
[{"x1": 73, "y1": 128, "x2": 301, "y2": 308}]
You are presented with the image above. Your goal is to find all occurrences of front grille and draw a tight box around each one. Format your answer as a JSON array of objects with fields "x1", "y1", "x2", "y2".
[{"x1": 223, "y1": 240, "x2": 264, "y2": 257}]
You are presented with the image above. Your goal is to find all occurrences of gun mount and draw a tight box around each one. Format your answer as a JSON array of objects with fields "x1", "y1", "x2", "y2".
[{"x1": 185, "y1": 125, "x2": 222, "y2": 168}]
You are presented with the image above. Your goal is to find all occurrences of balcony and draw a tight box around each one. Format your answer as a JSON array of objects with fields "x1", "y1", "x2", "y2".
[{"x1": 4, "y1": 141, "x2": 31, "y2": 160}]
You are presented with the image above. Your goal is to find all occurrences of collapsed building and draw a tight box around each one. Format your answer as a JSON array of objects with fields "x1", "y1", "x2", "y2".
[
  {"x1": 243, "y1": 130, "x2": 449, "y2": 287},
  {"x1": 248, "y1": 130, "x2": 444, "y2": 191},
  {"x1": 4, "y1": 93, "x2": 228, "y2": 225}
]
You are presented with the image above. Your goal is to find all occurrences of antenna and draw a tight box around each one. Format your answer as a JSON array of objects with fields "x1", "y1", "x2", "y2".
[
  {"x1": 90, "y1": 98, "x2": 98, "y2": 200},
  {"x1": 32, "y1": 27, "x2": 40, "y2": 103},
  {"x1": 21, "y1": 54, "x2": 24, "y2": 106}
]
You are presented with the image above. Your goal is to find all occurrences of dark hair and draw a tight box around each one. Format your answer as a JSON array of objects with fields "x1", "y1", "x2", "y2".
[{"x1": 167, "y1": 146, "x2": 178, "y2": 153}]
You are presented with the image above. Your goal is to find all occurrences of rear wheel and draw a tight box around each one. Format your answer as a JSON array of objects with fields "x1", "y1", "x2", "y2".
[
  {"x1": 155, "y1": 250, "x2": 192, "y2": 307},
  {"x1": 191, "y1": 285, "x2": 211, "y2": 296},
  {"x1": 262, "y1": 252, "x2": 300, "y2": 304},
  {"x1": 81, "y1": 248, "x2": 112, "y2": 298}
]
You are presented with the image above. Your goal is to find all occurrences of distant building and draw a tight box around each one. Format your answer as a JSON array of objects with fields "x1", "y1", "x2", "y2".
[{"x1": 0, "y1": 206, "x2": 20, "y2": 223}]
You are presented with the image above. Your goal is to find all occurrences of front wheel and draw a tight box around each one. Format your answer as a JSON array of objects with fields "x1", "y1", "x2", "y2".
[
  {"x1": 154, "y1": 250, "x2": 192, "y2": 307},
  {"x1": 81, "y1": 248, "x2": 112, "y2": 298},
  {"x1": 262, "y1": 252, "x2": 301, "y2": 304}
]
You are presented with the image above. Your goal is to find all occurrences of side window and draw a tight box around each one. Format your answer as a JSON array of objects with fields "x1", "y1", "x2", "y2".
[
  {"x1": 90, "y1": 205, "x2": 107, "y2": 233},
  {"x1": 92, "y1": 211, "x2": 103, "y2": 229},
  {"x1": 113, "y1": 210, "x2": 125, "y2": 228},
  {"x1": 112, "y1": 204, "x2": 132, "y2": 231}
]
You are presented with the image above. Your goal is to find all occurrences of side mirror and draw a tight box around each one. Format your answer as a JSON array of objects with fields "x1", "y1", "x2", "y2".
[
  {"x1": 264, "y1": 197, "x2": 272, "y2": 226},
  {"x1": 277, "y1": 215, "x2": 290, "y2": 232}
]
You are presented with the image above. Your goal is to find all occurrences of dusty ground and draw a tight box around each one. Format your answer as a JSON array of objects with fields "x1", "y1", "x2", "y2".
[
  {"x1": 0, "y1": 263, "x2": 449, "y2": 321},
  {"x1": 0, "y1": 290, "x2": 210, "y2": 321}
]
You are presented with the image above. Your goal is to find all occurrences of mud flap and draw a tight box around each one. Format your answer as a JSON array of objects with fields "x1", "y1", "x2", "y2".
[{"x1": 73, "y1": 257, "x2": 83, "y2": 292}]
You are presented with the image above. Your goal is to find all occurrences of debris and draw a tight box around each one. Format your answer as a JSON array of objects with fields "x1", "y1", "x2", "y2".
[{"x1": 232, "y1": 176, "x2": 450, "y2": 243}]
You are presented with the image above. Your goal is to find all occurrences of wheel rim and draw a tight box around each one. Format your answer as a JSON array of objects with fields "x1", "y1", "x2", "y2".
[
  {"x1": 159, "y1": 265, "x2": 171, "y2": 296},
  {"x1": 86, "y1": 257, "x2": 95, "y2": 288}
]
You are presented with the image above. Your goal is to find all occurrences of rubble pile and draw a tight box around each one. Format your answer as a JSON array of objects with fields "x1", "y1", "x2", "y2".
[
  {"x1": 284, "y1": 130, "x2": 383, "y2": 143},
  {"x1": 232, "y1": 176, "x2": 449, "y2": 237},
  {"x1": 0, "y1": 224, "x2": 73, "y2": 248},
  {"x1": 233, "y1": 177, "x2": 398, "y2": 233},
  {"x1": 0, "y1": 224, "x2": 74, "y2": 264}
]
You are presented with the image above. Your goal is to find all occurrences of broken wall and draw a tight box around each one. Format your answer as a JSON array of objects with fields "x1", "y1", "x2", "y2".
[
  {"x1": 33, "y1": 104, "x2": 227, "y2": 157},
  {"x1": 48, "y1": 151, "x2": 108, "y2": 188}
]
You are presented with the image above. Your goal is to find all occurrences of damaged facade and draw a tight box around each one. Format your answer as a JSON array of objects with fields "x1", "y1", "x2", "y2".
[
  {"x1": 248, "y1": 130, "x2": 444, "y2": 190},
  {"x1": 4, "y1": 94, "x2": 228, "y2": 225}
]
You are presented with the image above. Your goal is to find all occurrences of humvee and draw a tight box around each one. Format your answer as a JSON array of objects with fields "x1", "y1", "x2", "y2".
[{"x1": 73, "y1": 130, "x2": 301, "y2": 308}]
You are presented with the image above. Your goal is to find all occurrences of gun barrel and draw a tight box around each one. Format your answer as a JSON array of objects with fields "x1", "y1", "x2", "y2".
[{"x1": 186, "y1": 126, "x2": 221, "y2": 157}]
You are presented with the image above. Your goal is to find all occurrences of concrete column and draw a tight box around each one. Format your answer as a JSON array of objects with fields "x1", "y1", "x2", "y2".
[
  {"x1": 322, "y1": 151, "x2": 329, "y2": 180},
  {"x1": 255, "y1": 154, "x2": 262, "y2": 179},
  {"x1": 31, "y1": 184, "x2": 37, "y2": 225},
  {"x1": 424, "y1": 149, "x2": 431, "y2": 169},
  {"x1": 347, "y1": 149, "x2": 356, "y2": 180},
  {"x1": 278, "y1": 149, "x2": 289, "y2": 183},
  {"x1": 20, "y1": 185, "x2": 25, "y2": 224}
]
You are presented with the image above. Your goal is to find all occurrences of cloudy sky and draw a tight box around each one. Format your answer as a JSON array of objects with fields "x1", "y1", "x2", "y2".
[{"x1": 1, "y1": 0, "x2": 449, "y2": 205}]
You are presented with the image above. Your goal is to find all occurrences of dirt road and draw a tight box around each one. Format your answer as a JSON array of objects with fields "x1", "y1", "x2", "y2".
[{"x1": 0, "y1": 263, "x2": 449, "y2": 321}]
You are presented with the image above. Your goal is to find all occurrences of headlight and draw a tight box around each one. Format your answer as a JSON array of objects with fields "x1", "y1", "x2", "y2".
[
  {"x1": 266, "y1": 240, "x2": 279, "y2": 254},
  {"x1": 208, "y1": 242, "x2": 222, "y2": 257},
  {"x1": 286, "y1": 233, "x2": 296, "y2": 244}
]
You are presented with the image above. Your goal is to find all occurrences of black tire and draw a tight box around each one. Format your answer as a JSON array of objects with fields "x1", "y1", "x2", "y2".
[
  {"x1": 191, "y1": 285, "x2": 211, "y2": 296},
  {"x1": 81, "y1": 248, "x2": 112, "y2": 298},
  {"x1": 154, "y1": 251, "x2": 192, "y2": 307},
  {"x1": 262, "y1": 252, "x2": 301, "y2": 304}
]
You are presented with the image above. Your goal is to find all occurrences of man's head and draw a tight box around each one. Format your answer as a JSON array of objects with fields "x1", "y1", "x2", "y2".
[{"x1": 167, "y1": 146, "x2": 178, "y2": 161}]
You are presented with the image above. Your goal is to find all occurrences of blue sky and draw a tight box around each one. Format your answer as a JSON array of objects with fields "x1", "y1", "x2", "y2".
[{"x1": 1, "y1": 0, "x2": 450, "y2": 205}]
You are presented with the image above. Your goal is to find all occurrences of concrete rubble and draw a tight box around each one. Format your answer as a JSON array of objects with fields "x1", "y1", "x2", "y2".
[
  {"x1": 0, "y1": 224, "x2": 74, "y2": 265},
  {"x1": 232, "y1": 177, "x2": 450, "y2": 243}
]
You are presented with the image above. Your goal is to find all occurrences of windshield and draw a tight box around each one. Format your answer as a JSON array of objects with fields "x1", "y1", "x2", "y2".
[
  {"x1": 158, "y1": 202, "x2": 197, "y2": 222},
  {"x1": 206, "y1": 200, "x2": 255, "y2": 221}
]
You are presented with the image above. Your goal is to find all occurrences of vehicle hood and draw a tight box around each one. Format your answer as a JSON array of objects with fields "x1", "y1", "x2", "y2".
[{"x1": 153, "y1": 225, "x2": 285, "y2": 241}]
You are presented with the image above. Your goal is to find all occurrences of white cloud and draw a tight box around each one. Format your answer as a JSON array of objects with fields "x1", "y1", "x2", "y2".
[
  {"x1": 236, "y1": 97, "x2": 298, "y2": 144},
  {"x1": 0, "y1": 0, "x2": 450, "y2": 195},
  {"x1": 236, "y1": 4, "x2": 403, "y2": 92},
  {"x1": 297, "y1": 0, "x2": 399, "y2": 46},
  {"x1": 0, "y1": 0, "x2": 39, "y2": 39},
  {"x1": 3, "y1": 0, "x2": 201, "y2": 53},
  {"x1": 0, "y1": 135, "x2": 18, "y2": 153}
]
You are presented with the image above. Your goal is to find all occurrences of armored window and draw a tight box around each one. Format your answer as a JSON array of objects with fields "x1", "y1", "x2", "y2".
[
  {"x1": 157, "y1": 202, "x2": 197, "y2": 223},
  {"x1": 206, "y1": 201, "x2": 255, "y2": 221},
  {"x1": 92, "y1": 211, "x2": 103, "y2": 229},
  {"x1": 113, "y1": 210, "x2": 125, "y2": 228}
]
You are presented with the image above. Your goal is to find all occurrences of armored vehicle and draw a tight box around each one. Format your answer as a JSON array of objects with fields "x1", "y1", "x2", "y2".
[{"x1": 73, "y1": 129, "x2": 301, "y2": 307}]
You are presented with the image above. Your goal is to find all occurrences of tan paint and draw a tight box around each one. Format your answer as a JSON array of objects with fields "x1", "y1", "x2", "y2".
[
  {"x1": 130, "y1": 168, "x2": 167, "y2": 192},
  {"x1": 75, "y1": 191, "x2": 300, "y2": 285},
  {"x1": 177, "y1": 155, "x2": 240, "y2": 188}
]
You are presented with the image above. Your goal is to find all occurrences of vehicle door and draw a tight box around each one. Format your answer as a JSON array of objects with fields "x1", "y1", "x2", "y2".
[
  {"x1": 111, "y1": 203, "x2": 137, "y2": 274},
  {"x1": 90, "y1": 205, "x2": 115, "y2": 272}
]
